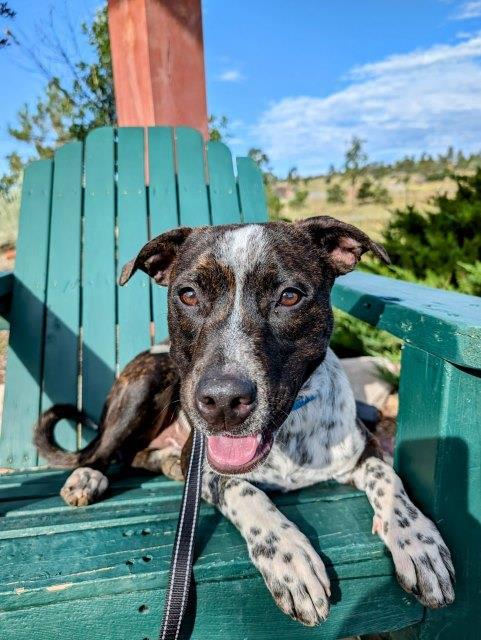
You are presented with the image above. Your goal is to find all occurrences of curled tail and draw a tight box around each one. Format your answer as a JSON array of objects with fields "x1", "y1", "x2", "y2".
[{"x1": 34, "y1": 404, "x2": 102, "y2": 468}]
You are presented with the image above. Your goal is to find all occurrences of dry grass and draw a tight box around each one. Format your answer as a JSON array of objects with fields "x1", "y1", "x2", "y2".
[
  {"x1": 0, "y1": 188, "x2": 21, "y2": 250},
  {"x1": 276, "y1": 174, "x2": 458, "y2": 240}
]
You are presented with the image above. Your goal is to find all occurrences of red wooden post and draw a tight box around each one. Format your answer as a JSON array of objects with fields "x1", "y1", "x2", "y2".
[{"x1": 108, "y1": 0, "x2": 209, "y2": 138}]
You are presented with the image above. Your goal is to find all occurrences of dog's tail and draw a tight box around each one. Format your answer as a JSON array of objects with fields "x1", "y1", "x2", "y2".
[{"x1": 34, "y1": 404, "x2": 101, "y2": 468}]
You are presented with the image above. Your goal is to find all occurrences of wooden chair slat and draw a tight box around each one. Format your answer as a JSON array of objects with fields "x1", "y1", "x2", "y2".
[
  {"x1": 81, "y1": 128, "x2": 117, "y2": 431},
  {"x1": 40, "y1": 142, "x2": 83, "y2": 456},
  {"x1": 236, "y1": 156, "x2": 268, "y2": 223},
  {"x1": 175, "y1": 127, "x2": 210, "y2": 227},
  {"x1": 116, "y1": 128, "x2": 151, "y2": 369},
  {"x1": 147, "y1": 127, "x2": 178, "y2": 343},
  {"x1": 206, "y1": 141, "x2": 242, "y2": 225},
  {"x1": 0, "y1": 160, "x2": 53, "y2": 468}
]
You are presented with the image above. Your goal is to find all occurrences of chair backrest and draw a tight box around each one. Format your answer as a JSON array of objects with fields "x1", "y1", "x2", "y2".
[{"x1": 1, "y1": 126, "x2": 268, "y2": 469}]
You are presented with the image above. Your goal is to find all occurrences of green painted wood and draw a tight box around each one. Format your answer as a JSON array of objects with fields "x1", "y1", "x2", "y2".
[
  {"x1": 148, "y1": 127, "x2": 178, "y2": 343},
  {"x1": 206, "y1": 141, "x2": 241, "y2": 224},
  {"x1": 40, "y1": 142, "x2": 83, "y2": 456},
  {"x1": 175, "y1": 127, "x2": 210, "y2": 227},
  {"x1": 0, "y1": 575, "x2": 421, "y2": 640},
  {"x1": 390, "y1": 344, "x2": 481, "y2": 640},
  {"x1": 0, "y1": 573, "x2": 421, "y2": 640},
  {"x1": 117, "y1": 127, "x2": 151, "y2": 369},
  {"x1": 332, "y1": 271, "x2": 481, "y2": 369},
  {"x1": 0, "y1": 468, "x2": 422, "y2": 639},
  {"x1": 236, "y1": 156, "x2": 268, "y2": 223},
  {"x1": 82, "y1": 127, "x2": 116, "y2": 428},
  {"x1": 0, "y1": 160, "x2": 53, "y2": 468},
  {"x1": 0, "y1": 271, "x2": 13, "y2": 329}
]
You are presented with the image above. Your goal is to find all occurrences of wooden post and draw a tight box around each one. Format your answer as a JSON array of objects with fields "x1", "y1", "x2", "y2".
[{"x1": 108, "y1": 0, "x2": 209, "y2": 138}]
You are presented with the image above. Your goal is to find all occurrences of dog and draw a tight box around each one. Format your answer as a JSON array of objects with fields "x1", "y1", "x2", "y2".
[{"x1": 34, "y1": 216, "x2": 455, "y2": 626}]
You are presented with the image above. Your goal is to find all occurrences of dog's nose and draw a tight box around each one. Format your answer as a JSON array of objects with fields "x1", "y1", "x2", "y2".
[{"x1": 195, "y1": 372, "x2": 257, "y2": 427}]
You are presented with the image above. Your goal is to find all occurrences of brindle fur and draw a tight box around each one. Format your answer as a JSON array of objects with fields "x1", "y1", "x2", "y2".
[{"x1": 34, "y1": 216, "x2": 454, "y2": 626}]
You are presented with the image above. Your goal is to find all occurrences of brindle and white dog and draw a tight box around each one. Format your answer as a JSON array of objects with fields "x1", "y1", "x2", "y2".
[{"x1": 35, "y1": 216, "x2": 454, "y2": 626}]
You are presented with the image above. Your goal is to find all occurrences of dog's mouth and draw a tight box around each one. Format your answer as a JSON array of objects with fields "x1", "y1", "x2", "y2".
[{"x1": 206, "y1": 430, "x2": 274, "y2": 475}]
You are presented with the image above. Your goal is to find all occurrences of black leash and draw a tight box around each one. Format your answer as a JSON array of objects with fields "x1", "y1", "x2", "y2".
[
  {"x1": 157, "y1": 402, "x2": 379, "y2": 639},
  {"x1": 159, "y1": 429, "x2": 205, "y2": 640}
]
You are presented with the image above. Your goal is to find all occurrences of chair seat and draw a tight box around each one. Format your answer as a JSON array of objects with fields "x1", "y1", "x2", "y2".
[{"x1": 0, "y1": 469, "x2": 422, "y2": 639}]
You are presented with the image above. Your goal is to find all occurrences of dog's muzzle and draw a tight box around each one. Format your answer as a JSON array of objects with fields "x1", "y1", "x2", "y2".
[{"x1": 194, "y1": 369, "x2": 272, "y2": 474}]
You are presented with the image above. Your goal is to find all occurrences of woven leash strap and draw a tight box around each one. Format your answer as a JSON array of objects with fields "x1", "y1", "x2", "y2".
[{"x1": 159, "y1": 429, "x2": 205, "y2": 640}]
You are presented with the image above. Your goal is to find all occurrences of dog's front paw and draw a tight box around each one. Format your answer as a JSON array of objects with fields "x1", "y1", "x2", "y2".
[
  {"x1": 248, "y1": 522, "x2": 330, "y2": 626},
  {"x1": 374, "y1": 502, "x2": 455, "y2": 608},
  {"x1": 60, "y1": 467, "x2": 109, "y2": 507}
]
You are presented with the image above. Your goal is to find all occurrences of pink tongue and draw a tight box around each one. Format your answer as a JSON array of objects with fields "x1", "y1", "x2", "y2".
[{"x1": 207, "y1": 435, "x2": 259, "y2": 468}]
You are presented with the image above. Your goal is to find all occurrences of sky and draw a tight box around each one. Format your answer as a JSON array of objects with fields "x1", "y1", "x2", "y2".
[{"x1": 2, "y1": 0, "x2": 481, "y2": 176}]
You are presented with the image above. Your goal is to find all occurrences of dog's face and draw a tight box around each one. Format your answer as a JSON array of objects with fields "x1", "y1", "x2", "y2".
[{"x1": 120, "y1": 216, "x2": 388, "y2": 475}]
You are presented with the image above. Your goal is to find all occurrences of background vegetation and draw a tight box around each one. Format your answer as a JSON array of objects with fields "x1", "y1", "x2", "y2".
[{"x1": 1, "y1": 3, "x2": 480, "y2": 371}]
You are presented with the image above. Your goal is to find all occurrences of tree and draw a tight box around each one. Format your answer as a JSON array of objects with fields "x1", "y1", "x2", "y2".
[
  {"x1": 2, "y1": 5, "x2": 114, "y2": 190},
  {"x1": 0, "y1": 2, "x2": 15, "y2": 48},
  {"x1": 344, "y1": 136, "x2": 367, "y2": 202},
  {"x1": 208, "y1": 115, "x2": 230, "y2": 142}
]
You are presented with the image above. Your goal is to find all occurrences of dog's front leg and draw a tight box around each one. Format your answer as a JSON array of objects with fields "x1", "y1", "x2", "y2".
[
  {"x1": 344, "y1": 456, "x2": 455, "y2": 608},
  {"x1": 203, "y1": 472, "x2": 330, "y2": 626}
]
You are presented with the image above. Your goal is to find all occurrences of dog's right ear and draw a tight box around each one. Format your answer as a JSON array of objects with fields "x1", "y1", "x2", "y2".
[{"x1": 119, "y1": 227, "x2": 193, "y2": 286}]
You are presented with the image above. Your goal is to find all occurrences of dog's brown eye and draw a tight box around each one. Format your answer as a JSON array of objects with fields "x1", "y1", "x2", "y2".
[
  {"x1": 179, "y1": 287, "x2": 198, "y2": 306},
  {"x1": 279, "y1": 288, "x2": 303, "y2": 307}
]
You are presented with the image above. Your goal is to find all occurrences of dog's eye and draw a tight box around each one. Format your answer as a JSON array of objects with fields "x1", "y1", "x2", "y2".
[
  {"x1": 278, "y1": 288, "x2": 303, "y2": 307},
  {"x1": 179, "y1": 287, "x2": 198, "y2": 306}
]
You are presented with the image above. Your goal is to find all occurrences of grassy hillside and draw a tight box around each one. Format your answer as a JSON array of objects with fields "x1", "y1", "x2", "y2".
[{"x1": 275, "y1": 173, "x2": 458, "y2": 240}]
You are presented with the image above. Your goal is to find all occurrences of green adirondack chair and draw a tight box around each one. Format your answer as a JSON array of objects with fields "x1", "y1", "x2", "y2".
[{"x1": 0, "y1": 126, "x2": 480, "y2": 640}]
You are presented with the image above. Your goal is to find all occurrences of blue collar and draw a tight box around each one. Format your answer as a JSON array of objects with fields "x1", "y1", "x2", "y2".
[{"x1": 292, "y1": 393, "x2": 318, "y2": 412}]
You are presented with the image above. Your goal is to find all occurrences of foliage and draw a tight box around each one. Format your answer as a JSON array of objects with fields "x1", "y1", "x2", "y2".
[
  {"x1": 330, "y1": 309, "x2": 402, "y2": 362},
  {"x1": 344, "y1": 136, "x2": 367, "y2": 190},
  {"x1": 326, "y1": 183, "x2": 346, "y2": 204},
  {"x1": 208, "y1": 115, "x2": 230, "y2": 142},
  {"x1": 1, "y1": 5, "x2": 114, "y2": 191},
  {"x1": 334, "y1": 169, "x2": 481, "y2": 362},
  {"x1": 0, "y1": 2, "x2": 15, "y2": 48},
  {"x1": 357, "y1": 178, "x2": 392, "y2": 205},
  {"x1": 371, "y1": 169, "x2": 481, "y2": 295},
  {"x1": 289, "y1": 189, "x2": 309, "y2": 209}
]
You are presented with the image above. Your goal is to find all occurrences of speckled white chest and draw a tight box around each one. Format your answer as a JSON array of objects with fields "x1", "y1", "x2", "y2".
[{"x1": 244, "y1": 348, "x2": 366, "y2": 491}]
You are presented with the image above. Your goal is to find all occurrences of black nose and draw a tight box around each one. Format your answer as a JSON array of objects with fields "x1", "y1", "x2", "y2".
[{"x1": 195, "y1": 370, "x2": 257, "y2": 428}]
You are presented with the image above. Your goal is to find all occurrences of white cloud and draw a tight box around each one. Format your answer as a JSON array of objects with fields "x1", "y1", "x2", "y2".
[
  {"x1": 453, "y1": 1, "x2": 481, "y2": 19},
  {"x1": 217, "y1": 69, "x2": 245, "y2": 82},
  {"x1": 254, "y1": 31, "x2": 481, "y2": 174}
]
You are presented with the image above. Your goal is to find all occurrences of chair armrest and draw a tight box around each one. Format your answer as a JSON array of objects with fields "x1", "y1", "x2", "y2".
[
  {"x1": 0, "y1": 271, "x2": 14, "y2": 329},
  {"x1": 332, "y1": 272, "x2": 481, "y2": 369}
]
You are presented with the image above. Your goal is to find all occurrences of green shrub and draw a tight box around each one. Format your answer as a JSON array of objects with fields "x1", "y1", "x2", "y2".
[
  {"x1": 375, "y1": 169, "x2": 481, "y2": 295},
  {"x1": 289, "y1": 188, "x2": 309, "y2": 209},
  {"x1": 326, "y1": 183, "x2": 346, "y2": 204},
  {"x1": 330, "y1": 309, "x2": 402, "y2": 363},
  {"x1": 332, "y1": 169, "x2": 481, "y2": 363}
]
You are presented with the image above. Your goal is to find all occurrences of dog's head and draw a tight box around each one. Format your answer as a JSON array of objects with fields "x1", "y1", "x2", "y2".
[{"x1": 120, "y1": 216, "x2": 389, "y2": 475}]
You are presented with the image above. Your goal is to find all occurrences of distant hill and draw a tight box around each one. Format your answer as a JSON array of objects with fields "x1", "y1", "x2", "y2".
[{"x1": 275, "y1": 173, "x2": 458, "y2": 240}]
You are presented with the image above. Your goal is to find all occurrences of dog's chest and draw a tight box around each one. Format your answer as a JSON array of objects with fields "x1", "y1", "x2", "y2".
[{"x1": 245, "y1": 416, "x2": 366, "y2": 491}]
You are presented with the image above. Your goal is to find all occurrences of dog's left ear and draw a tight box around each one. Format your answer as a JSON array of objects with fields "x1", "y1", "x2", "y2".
[
  {"x1": 295, "y1": 215, "x2": 390, "y2": 275},
  {"x1": 119, "y1": 226, "x2": 193, "y2": 286}
]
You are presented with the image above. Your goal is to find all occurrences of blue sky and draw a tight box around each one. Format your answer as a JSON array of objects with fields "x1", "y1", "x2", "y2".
[{"x1": 2, "y1": 0, "x2": 481, "y2": 175}]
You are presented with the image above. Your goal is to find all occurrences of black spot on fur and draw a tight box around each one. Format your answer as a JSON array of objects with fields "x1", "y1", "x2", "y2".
[
  {"x1": 252, "y1": 543, "x2": 276, "y2": 560},
  {"x1": 250, "y1": 526, "x2": 261, "y2": 536},
  {"x1": 283, "y1": 552, "x2": 293, "y2": 563},
  {"x1": 240, "y1": 486, "x2": 256, "y2": 497}
]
